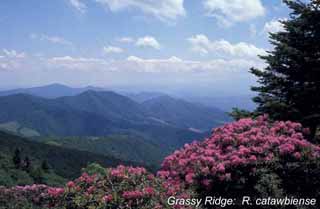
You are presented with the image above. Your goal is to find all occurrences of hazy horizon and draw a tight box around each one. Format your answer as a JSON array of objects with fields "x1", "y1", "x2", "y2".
[
  {"x1": 0, "y1": 0, "x2": 289, "y2": 96},
  {"x1": 0, "y1": 82, "x2": 257, "y2": 98}
]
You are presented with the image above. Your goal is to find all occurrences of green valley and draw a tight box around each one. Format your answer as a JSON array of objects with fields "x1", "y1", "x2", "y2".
[{"x1": 0, "y1": 131, "x2": 145, "y2": 186}]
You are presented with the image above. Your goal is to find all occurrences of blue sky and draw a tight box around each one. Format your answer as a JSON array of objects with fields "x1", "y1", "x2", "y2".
[{"x1": 0, "y1": 0, "x2": 291, "y2": 96}]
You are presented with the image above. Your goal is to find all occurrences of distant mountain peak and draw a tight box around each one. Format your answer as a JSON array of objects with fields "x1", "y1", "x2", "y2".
[
  {"x1": 78, "y1": 90, "x2": 118, "y2": 98},
  {"x1": 0, "y1": 84, "x2": 106, "y2": 99},
  {"x1": 79, "y1": 89, "x2": 98, "y2": 95},
  {"x1": 45, "y1": 83, "x2": 70, "y2": 88},
  {"x1": 142, "y1": 94, "x2": 182, "y2": 105},
  {"x1": 153, "y1": 95, "x2": 176, "y2": 101}
]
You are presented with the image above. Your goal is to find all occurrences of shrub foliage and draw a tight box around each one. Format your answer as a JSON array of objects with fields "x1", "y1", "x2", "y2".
[{"x1": 159, "y1": 116, "x2": 320, "y2": 208}]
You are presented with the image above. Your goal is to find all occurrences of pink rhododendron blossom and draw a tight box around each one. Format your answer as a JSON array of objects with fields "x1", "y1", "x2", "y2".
[
  {"x1": 122, "y1": 190, "x2": 144, "y2": 199},
  {"x1": 42, "y1": 165, "x2": 195, "y2": 208},
  {"x1": 48, "y1": 188, "x2": 64, "y2": 198},
  {"x1": 67, "y1": 181, "x2": 75, "y2": 188},
  {"x1": 293, "y1": 152, "x2": 302, "y2": 159},
  {"x1": 102, "y1": 194, "x2": 113, "y2": 202},
  {"x1": 159, "y1": 116, "x2": 320, "y2": 189},
  {"x1": 143, "y1": 187, "x2": 155, "y2": 195},
  {"x1": 217, "y1": 163, "x2": 225, "y2": 172},
  {"x1": 87, "y1": 186, "x2": 95, "y2": 194}
]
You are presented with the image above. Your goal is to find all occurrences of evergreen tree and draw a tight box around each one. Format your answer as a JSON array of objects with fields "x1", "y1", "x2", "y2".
[
  {"x1": 229, "y1": 108, "x2": 253, "y2": 120},
  {"x1": 251, "y1": 0, "x2": 320, "y2": 141},
  {"x1": 12, "y1": 148, "x2": 21, "y2": 169},
  {"x1": 41, "y1": 160, "x2": 50, "y2": 172},
  {"x1": 23, "y1": 156, "x2": 31, "y2": 172}
]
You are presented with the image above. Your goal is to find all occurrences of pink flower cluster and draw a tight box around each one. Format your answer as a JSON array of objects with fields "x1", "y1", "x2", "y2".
[
  {"x1": 78, "y1": 172, "x2": 95, "y2": 184},
  {"x1": 47, "y1": 188, "x2": 64, "y2": 198},
  {"x1": 110, "y1": 165, "x2": 147, "y2": 178},
  {"x1": 0, "y1": 184, "x2": 63, "y2": 207},
  {"x1": 102, "y1": 194, "x2": 113, "y2": 202},
  {"x1": 15, "y1": 184, "x2": 48, "y2": 192},
  {"x1": 67, "y1": 181, "x2": 75, "y2": 188},
  {"x1": 122, "y1": 187, "x2": 155, "y2": 199},
  {"x1": 48, "y1": 165, "x2": 195, "y2": 209},
  {"x1": 159, "y1": 116, "x2": 320, "y2": 188},
  {"x1": 122, "y1": 190, "x2": 144, "y2": 199}
]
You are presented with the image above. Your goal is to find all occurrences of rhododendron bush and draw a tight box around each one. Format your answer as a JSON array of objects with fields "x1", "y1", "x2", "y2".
[
  {"x1": 1, "y1": 166, "x2": 198, "y2": 209},
  {"x1": 55, "y1": 165, "x2": 197, "y2": 209},
  {"x1": 0, "y1": 184, "x2": 58, "y2": 209},
  {"x1": 159, "y1": 116, "x2": 320, "y2": 207}
]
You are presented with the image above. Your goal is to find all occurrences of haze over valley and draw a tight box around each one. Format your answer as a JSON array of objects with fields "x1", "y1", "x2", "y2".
[{"x1": 0, "y1": 83, "x2": 233, "y2": 170}]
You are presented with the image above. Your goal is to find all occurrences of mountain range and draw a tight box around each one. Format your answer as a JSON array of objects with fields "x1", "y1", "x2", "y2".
[
  {"x1": 0, "y1": 83, "x2": 104, "y2": 99},
  {"x1": 0, "y1": 84, "x2": 231, "y2": 166},
  {"x1": 0, "y1": 84, "x2": 255, "y2": 111},
  {"x1": 142, "y1": 95, "x2": 229, "y2": 131}
]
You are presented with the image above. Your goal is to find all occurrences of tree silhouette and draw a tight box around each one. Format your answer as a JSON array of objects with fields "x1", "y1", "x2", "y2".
[
  {"x1": 41, "y1": 160, "x2": 50, "y2": 172},
  {"x1": 251, "y1": 0, "x2": 320, "y2": 141},
  {"x1": 12, "y1": 148, "x2": 21, "y2": 169},
  {"x1": 23, "y1": 156, "x2": 31, "y2": 172}
]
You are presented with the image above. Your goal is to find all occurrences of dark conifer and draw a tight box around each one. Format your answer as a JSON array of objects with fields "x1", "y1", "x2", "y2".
[
  {"x1": 12, "y1": 148, "x2": 21, "y2": 169},
  {"x1": 23, "y1": 156, "x2": 31, "y2": 172},
  {"x1": 251, "y1": 0, "x2": 320, "y2": 141},
  {"x1": 41, "y1": 160, "x2": 50, "y2": 172}
]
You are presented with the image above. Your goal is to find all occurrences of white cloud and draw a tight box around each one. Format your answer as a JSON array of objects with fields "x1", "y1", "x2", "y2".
[
  {"x1": 187, "y1": 34, "x2": 266, "y2": 58},
  {"x1": 49, "y1": 56, "x2": 102, "y2": 62},
  {"x1": 2, "y1": 49, "x2": 26, "y2": 58},
  {"x1": 127, "y1": 56, "x2": 182, "y2": 63},
  {"x1": 103, "y1": 46, "x2": 124, "y2": 54},
  {"x1": 47, "y1": 55, "x2": 187, "y2": 73},
  {"x1": 44, "y1": 54, "x2": 264, "y2": 73},
  {"x1": 30, "y1": 34, "x2": 73, "y2": 46},
  {"x1": 204, "y1": 0, "x2": 265, "y2": 26},
  {"x1": 69, "y1": 0, "x2": 87, "y2": 13},
  {"x1": 122, "y1": 55, "x2": 264, "y2": 73},
  {"x1": 0, "y1": 53, "x2": 264, "y2": 93},
  {"x1": 47, "y1": 56, "x2": 110, "y2": 71},
  {"x1": 263, "y1": 19, "x2": 286, "y2": 34},
  {"x1": 0, "y1": 46, "x2": 264, "y2": 76},
  {"x1": 95, "y1": 0, "x2": 186, "y2": 21},
  {"x1": 127, "y1": 56, "x2": 183, "y2": 64},
  {"x1": 116, "y1": 36, "x2": 161, "y2": 49},
  {"x1": 117, "y1": 37, "x2": 135, "y2": 43},
  {"x1": 135, "y1": 36, "x2": 161, "y2": 49},
  {"x1": 187, "y1": 34, "x2": 211, "y2": 55},
  {"x1": 0, "y1": 49, "x2": 28, "y2": 71},
  {"x1": 124, "y1": 56, "x2": 201, "y2": 72}
]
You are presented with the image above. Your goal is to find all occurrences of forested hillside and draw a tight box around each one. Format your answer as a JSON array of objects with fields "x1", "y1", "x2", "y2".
[{"x1": 0, "y1": 131, "x2": 144, "y2": 183}]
